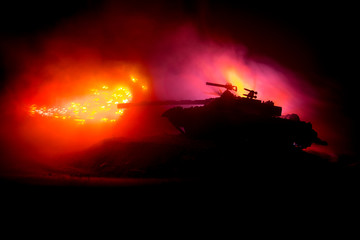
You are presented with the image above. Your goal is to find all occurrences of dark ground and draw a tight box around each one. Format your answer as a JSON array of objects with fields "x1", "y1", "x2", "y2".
[
  {"x1": 1, "y1": 134, "x2": 359, "y2": 222},
  {"x1": 1, "y1": 134, "x2": 359, "y2": 192}
]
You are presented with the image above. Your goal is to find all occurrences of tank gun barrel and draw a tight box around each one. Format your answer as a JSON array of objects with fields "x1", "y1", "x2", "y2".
[
  {"x1": 117, "y1": 99, "x2": 213, "y2": 108},
  {"x1": 206, "y1": 82, "x2": 237, "y2": 92}
]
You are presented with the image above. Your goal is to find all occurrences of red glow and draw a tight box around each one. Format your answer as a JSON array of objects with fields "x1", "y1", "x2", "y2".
[
  {"x1": 150, "y1": 26, "x2": 310, "y2": 116},
  {"x1": 29, "y1": 85, "x2": 133, "y2": 124},
  {"x1": 0, "y1": 2, "x2": 351, "y2": 172},
  {"x1": 1, "y1": 54, "x2": 151, "y2": 165}
]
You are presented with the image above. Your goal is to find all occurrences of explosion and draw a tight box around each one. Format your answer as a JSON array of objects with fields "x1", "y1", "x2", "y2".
[
  {"x1": 0, "y1": 0, "x2": 352, "y2": 172},
  {"x1": 29, "y1": 85, "x2": 133, "y2": 124}
]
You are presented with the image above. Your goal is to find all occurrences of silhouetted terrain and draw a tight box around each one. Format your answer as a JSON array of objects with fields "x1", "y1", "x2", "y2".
[
  {"x1": 3, "y1": 134, "x2": 357, "y2": 189},
  {"x1": 1, "y1": 134, "x2": 359, "y2": 218},
  {"x1": 64, "y1": 135, "x2": 330, "y2": 179}
]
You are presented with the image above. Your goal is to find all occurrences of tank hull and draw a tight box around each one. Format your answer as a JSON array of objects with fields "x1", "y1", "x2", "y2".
[{"x1": 162, "y1": 105, "x2": 325, "y2": 149}]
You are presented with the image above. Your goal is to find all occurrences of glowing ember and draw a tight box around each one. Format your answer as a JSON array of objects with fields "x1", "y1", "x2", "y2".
[{"x1": 29, "y1": 85, "x2": 132, "y2": 124}]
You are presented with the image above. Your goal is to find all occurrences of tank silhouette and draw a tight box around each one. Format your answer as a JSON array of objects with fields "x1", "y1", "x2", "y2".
[{"x1": 118, "y1": 82, "x2": 326, "y2": 149}]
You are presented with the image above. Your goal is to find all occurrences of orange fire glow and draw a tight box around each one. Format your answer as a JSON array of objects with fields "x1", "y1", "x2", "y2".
[
  {"x1": 28, "y1": 81, "x2": 146, "y2": 124},
  {"x1": 225, "y1": 69, "x2": 251, "y2": 95}
]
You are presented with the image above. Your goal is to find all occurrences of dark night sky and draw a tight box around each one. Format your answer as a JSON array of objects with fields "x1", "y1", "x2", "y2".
[
  {"x1": 0, "y1": 0, "x2": 358, "y2": 153},
  {"x1": 0, "y1": 1, "x2": 356, "y2": 75},
  {"x1": 1, "y1": 1, "x2": 357, "y2": 95},
  {"x1": 0, "y1": 1, "x2": 357, "y2": 70}
]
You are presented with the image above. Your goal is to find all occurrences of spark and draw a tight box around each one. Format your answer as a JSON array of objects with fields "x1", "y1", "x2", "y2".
[{"x1": 29, "y1": 85, "x2": 132, "y2": 124}]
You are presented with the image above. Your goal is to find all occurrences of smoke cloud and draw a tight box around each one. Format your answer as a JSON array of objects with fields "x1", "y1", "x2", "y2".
[{"x1": 0, "y1": 1, "x2": 351, "y2": 171}]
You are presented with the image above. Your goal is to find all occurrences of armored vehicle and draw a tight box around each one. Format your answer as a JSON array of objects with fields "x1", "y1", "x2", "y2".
[{"x1": 118, "y1": 82, "x2": 326, "y2": 149}]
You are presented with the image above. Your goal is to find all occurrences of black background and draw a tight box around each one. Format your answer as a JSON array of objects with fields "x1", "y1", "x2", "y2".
[{"x1": 0, "y1": 1, "x2": 357, "y2": 78}]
